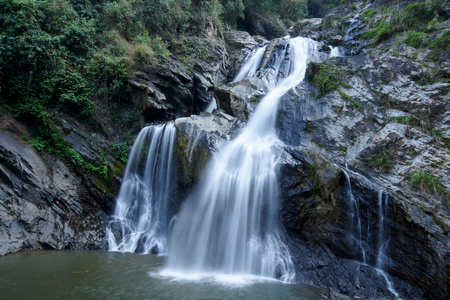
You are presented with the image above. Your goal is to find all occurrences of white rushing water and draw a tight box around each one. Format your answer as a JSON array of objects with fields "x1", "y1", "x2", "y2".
[
  {"x1": 164, "y1": 37, "x2": 322, "y2": 283},
  {"x1": 205, "y1": 97, "x2": 217, "y2": 113},
  {"x1": 341, "y1": 176, "x2": 400, "y2": 298},
  {"x1": 377, "y1": 190, "x2": 389, "y2": 269},
  {"x1": 107, "y1": 123, "x2": 176, "y2": 254},
  {"x1": 342, "y1": 168, "x2": 366, "y2": 263},
  {"x1": 375, "y1": 190, "x2": 401, "y2": 299},
  {"x1": 233, "y1": 45, "x2": 267, "y2": 82},
  {"x1": 329, "y1": 46, "x2": 343, "y2": 57}
]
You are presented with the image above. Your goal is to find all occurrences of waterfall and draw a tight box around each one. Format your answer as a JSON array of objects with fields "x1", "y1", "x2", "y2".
[
  {"x1": 343, "y1": 168, "x2": 366, "y2": 263},
  {"x1": 205, "y1": 96, "x2": 217, "y2": 113},
  {"x1": 233, "y1": 45, "x2": 267, "y2": 82},
  {"x1": 164, "y1": 37, "x2": 321, "y2": 282},
  {"x1": 341, "y1": 171, "x2": 400, "y2": 298},
  {"x1": 377, "y1": 190, "x2": 389, "y2": 269},
  {"x1": 375, "y1": 190, "x2": 401, "y2": 299},
  {"x1": 107, "y1": 123, "x2": 176, "y2": 254},
  {"x1": 329, "y1": 46, "x2": 342, "y2": 57}
]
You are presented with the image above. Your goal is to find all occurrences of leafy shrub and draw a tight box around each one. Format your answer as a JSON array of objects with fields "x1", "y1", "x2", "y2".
[
  {"x1": 151, "y1": 37, "x2": 171, "y2": 58},
  {"x1": 111, "y1": 142, "x2": 129, "y2": 164},
  {"x1": 369, "y1": 147, "x2": 394, "y2": 172},
  {"x1": 409, "y1": 171, "x2": 448, "y2": 197},
  {"x1": 133, "y1": 44, "x2": 154, "y2": 68},
  {"x1": 425, "y1": 31, "x2": 450, "y2": 50},
  {"x1": 404, "y1": 31, "x2": 425, "y2": 48},
  {"x1": 361, "y1": 0, "x2": 446, "y2": 45},
  {"x1": 306, "y1": 62, "x2": 348, "y2": 97}
]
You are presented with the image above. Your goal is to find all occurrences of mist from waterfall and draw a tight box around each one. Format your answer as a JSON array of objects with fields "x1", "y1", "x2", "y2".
[
  {"x1": 107, "y1": 123, "x2": 176, "y2": 254},
  {"x1": 163, "y1": 37, "x2": 322, "y2": 283}
]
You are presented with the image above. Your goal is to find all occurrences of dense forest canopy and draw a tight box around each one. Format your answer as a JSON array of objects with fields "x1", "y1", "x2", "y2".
[{"x1": 0, "y1": 0, "x2": 351, "y2": 152}]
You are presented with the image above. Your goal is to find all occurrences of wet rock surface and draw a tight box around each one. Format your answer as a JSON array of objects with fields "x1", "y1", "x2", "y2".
[
  {"x1": 275, "y1": 26, "x2": 449, "y2": 299},
  {"x1": 275, "y1": 146, "x2": 425, "y2": 299}
]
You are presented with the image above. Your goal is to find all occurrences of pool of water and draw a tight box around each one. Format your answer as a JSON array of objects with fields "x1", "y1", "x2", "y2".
[{"x1": 0, "y1": 251, "x2": 324, "y2": 299}]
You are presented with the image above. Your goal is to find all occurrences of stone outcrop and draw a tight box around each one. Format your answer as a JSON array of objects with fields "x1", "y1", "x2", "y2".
[
  {"x1": 0, "y1": 114, "x2": 126, "y2": 255},
  {"x1": 213, "y1": 8, "x2": 449, "y2": 296},
  {"x1": 0, "y1": 132, "x2": 103, "y2": 255},
  {"x1": 129, "y1": 36, "x2": 228, "y2": 122},
  {"x1": 174, "y1": 111, "x2": 241, "y2": 190},
  {"x1": 275, "y1": 21, "x2": 449, "y2": 300},
  {"x1": 243, "y1": 10, "x2": 289, "y2": 40}
]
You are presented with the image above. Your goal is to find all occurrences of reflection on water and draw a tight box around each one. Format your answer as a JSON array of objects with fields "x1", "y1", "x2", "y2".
[{"x1": 0, "y1": 251, "x2": 324, "y2": 299}]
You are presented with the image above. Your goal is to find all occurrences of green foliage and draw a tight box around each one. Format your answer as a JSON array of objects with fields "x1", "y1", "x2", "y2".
[
  {"x1": 404, "y1": 31, "x2": 425, "y2": 48},
  {"x1": 307, "y1": 62, "x2": 348, "y2": 97},
  {"x1": 409, "y1": 171, "x2": 448, "y2": 198},
  {"x1": 279, "y1": 0, "x2": 308, "y2": 22},
  {"x1": 338, "y1": 88, "x2": 362, "y2": 111},
  {"x1": 363, "y1": 14, "x2": 403, "y2": 44},
  {"x1": 361, "y1": 0, "x2": 447, "y2": 45},
  {"x1": 0, "y1": 0, "x2": 96, "y2": 118},
  {"x1": 403, "y1": 1, "x2": 442, "y2": 30},
  {"x1": 151, "y1": 36, "x2": 171, "y2": 57},
  {"x1": 361, "y1": 8, "x2": 376, "y2": 20},
  {"x1": 391, "y1": 116, "x2": 421, "y2": 127},
  {"x1": 425, "y1": 31, "x2": 449, "y2": 51},
  {"x1": 306, "y1": 161, "x2": 324, "y2": 196},
  {"x1": 307, "y1": 0, "x2": 347, "y2": 18},
  {"x1": 111, "y1": 142, "x2": 129, "y2": 164},
  {"x1": 103, "y1": 0, "x2": 192, "y2": 37},
  {"x1": 68, "y1": 148, "x2": 109, "y2": 180},
  {"x1": 221, "y1": 0, "x2": 244, "y2": 27},
  {"x1": 368, "y1": 147, "x2": 394, "y2": 172}
]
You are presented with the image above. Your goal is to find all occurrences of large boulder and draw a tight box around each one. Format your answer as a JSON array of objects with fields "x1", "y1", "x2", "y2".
[
  {"x1": 174, "y1": 111, "x2": 242, "y2": 190},
  {"x1": 214, "y1": 77, "x2": 269, "y2": 120},
  {"x1": 243, "y1": 10, "x2": 289, "y2": 40}
]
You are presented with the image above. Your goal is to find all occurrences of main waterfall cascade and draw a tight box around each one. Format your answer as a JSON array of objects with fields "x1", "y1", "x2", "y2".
[
  {"x1": 107, "y1": 123, "x2": 176, "y2": 254},
  {"x1": 163, "y1": 37, "x2": 323, "y2": 282}
]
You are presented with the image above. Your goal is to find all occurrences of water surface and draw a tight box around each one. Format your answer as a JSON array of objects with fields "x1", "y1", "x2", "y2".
[{"x1": 0, "y1": 251, "x2": 324, "y2": 299}]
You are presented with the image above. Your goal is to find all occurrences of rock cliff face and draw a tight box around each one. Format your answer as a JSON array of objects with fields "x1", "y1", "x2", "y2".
[
  {"x1": 0, "y1": 116, "x2": 118, "y2": 255},
  {"x1": 206, "y1": 2, "x2": 449, "y2": 298}
]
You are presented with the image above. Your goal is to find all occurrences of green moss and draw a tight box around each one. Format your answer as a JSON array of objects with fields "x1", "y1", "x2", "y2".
[
  {"x1": 307, "y1": 62, "x2": 349, "y2": 97},
  {"x1": 176, "y1": 134, "x2": 187, "y2": 169},
  {"x1": 326, "y1": 146, "x2": 347, "y2": 153},
  {"x1": 306, "y1": 162, "x2": 324, "y2": 197},
  {"x1": 113, "y1": 160, "x2": 126, "y2": 177},
  {"x1": 249, "y1": 96, "x2": 259, "y2": 104},
  {"x1": 338, "y1": 88, "x2": 362, "y2": 111}
]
